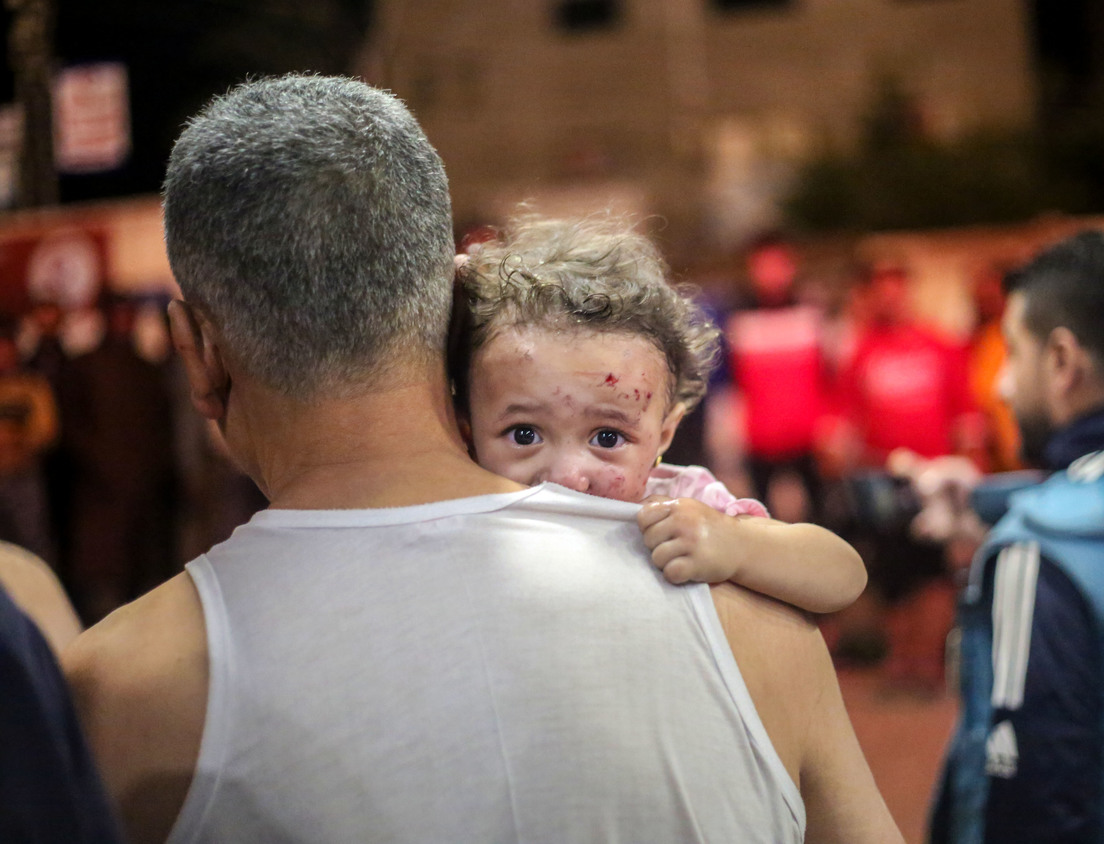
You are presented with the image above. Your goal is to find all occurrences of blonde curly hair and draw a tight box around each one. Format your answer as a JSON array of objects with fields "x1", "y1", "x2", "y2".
[{"x1": 453, "y1": 214, "x2": 720, "y2": 412}]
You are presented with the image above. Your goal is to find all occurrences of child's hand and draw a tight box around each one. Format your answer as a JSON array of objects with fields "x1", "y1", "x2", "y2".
[
  {"x1": 636, "y1": 497, "x2": 744, "y2": 585},
  {"x1": 639, "y1": 493, "x2": 867, "y2": 612}
]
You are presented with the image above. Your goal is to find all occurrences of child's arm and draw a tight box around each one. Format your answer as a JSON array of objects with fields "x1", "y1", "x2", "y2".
[{"x1": 636, "y1": 498, "x2": 866, "y2": 614}]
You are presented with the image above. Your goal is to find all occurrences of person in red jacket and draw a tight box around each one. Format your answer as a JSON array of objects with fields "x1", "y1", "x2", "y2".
[
  {"x1": 711, "y1": 232, "x2": 830, "y2": 523},
  {"x1": 828, "y1": 262, "x2": 985, "y2": 692}
]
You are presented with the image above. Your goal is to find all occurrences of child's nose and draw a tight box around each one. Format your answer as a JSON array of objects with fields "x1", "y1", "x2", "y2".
[{"x1": 544, "y1": 455, "x2": 591, "y2": 493}]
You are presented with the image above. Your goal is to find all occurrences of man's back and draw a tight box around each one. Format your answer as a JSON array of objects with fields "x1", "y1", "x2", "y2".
[{"x1": 169, "y1": 484, "x2": 803, "y2": 843}]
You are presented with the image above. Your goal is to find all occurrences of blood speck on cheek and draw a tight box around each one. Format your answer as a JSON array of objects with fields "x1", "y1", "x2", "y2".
[{"x1": 604, "y1": 373, "x2": 619, "y2": 386}]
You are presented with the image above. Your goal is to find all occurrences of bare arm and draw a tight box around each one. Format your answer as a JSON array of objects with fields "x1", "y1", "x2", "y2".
[
  {"x1": 0, "y1": 540, "x2": 82, "y2": 655},
  {"x1": 710, "y1": 584, "x2": 903, "y2": 843},
  {"x1": 639, "y1": 498, "x2": 867, "y2": 613},
  {"x1": 797, "y1": 629, "x2": 905, "y2": 843},
  {"x1": 62, "y1": 573, "x2": 208, "y2": 844}
]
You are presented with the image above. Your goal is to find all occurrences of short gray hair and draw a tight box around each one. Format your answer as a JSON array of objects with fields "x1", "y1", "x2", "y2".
[
  {"x1": 455, "y1": 214, "x2": 720, "y2": 411},
  {"x1": 163, "y1": 74, "x2": 455, "y2": 397}
]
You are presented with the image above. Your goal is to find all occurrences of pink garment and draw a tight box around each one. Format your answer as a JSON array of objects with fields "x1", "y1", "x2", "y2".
[{"x1": 645, "y1": 463, "x2": 770, "y2": 519}]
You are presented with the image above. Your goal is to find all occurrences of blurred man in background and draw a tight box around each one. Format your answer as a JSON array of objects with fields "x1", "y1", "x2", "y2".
[
  {"x1": 0, "y1": 330, "x2": 58, "y2": 565},
  {"x1": 61, "y1": 294, "x2": 176, "y2": 622},
  {"x1": 932, "y1": 230, "x2": 1104, "y2": 843},
  {"x1": 21, "y1": 301, "x2": 78, "y2": 581},
  {"x1": 968, "y1": 263, "x2": 1023, "y2": 474},
  {"x1": 712, "y1": 232, "x2": 830, "y2": 523},
  {"x1": 827, "y1": 262, "x2": 984, "y2": 693}
]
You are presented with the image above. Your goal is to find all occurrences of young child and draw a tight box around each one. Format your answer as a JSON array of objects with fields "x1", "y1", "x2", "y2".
[{"x1": 452, "y1": 214, "x2": 866, "y2": 614}]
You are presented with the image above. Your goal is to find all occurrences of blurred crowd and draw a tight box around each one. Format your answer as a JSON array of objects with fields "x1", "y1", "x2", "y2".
[
  {"x1": 0, "y1": 293, "x2": 265, "y2": 624},
  {"x1": 0, "y1": 230, "x2": 1016, "y2": 680},
  {"x1": 666, "y1": 231, "x2": 1024, "y2": 696}
]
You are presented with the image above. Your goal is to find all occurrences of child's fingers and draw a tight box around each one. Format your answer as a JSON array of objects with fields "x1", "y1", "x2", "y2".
[
  {"x1": 636, "y1": 499, "x2": 673, "y2": 531},
  {"x1": 660, "y1": 555, "x2": 694, "y2": 585},
  {"x1": 639, "y1": 511, "x2": 681, "y2": 551},
  {"x1": 649, "y1": 536, "x2": 691, "y2": 572}
]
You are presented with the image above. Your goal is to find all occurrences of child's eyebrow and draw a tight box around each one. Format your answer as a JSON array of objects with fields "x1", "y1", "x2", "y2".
[
  {"x1": 498, "y1": 400, "x2": 550, "y2": 419},
  {"x1": 582, "y1": 406, "x2": 638, "y2": 427}
]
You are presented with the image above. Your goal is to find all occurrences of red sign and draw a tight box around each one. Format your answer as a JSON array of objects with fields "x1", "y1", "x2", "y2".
[
  {"x1": 53, "y1": 63, "x2": 131, "y2": 174},
  {"x1": 0, "y1": 228, "x2": 107, "y2": 316}
]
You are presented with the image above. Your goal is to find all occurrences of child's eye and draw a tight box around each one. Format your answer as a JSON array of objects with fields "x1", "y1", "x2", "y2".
[
  {"x1": 508, "y1": 426, "x2": 541, "y2": 446},
  {"x1": 591, "y1": 429, "x2": 625, "y2": 449}
]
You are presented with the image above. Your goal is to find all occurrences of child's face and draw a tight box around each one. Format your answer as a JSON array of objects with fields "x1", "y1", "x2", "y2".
[{"x1": 467, "y1": 326, "x2": 684, "y2": 502}]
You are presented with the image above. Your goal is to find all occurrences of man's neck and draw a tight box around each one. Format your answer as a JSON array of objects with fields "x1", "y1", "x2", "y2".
[
  {"x1": 231, "y1": 370, "x2": 522, "y2": 510},
  {"x1": 1045, "y1": 405, "x2": 1104, "y2": 471}
]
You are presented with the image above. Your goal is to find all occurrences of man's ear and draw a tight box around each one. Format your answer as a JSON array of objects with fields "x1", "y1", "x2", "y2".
[
  {"x1": 167, "y1": 300, "x2": 230, "y2": 421},
  {"x1": 1046, "y1": 326, "x2": 1085, "y2": 399},
  {"x1": 657, "y1": 401, "x2": 687, "y2": 459},
  {"x1": 457, "y1": 414, "x2": 476, "y2": 459}
]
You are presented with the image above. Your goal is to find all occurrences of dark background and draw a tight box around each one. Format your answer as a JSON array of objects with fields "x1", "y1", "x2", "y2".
[
  {"x1": 1, "y1": 0, "x2": 1103, "y2": 209},
  {"x1": 1, "y1": 0, "x2": 373, "y2": 203}
]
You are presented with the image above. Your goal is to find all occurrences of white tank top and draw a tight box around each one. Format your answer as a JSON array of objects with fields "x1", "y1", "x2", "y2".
[{"x1": 169, "y1": 484, "x2": 804, "y2": 843}]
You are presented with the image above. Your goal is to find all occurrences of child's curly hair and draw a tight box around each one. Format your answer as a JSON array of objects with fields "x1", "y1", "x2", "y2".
[{"x1": 453, "y1": 213, "x2": 720, "y2": 412}]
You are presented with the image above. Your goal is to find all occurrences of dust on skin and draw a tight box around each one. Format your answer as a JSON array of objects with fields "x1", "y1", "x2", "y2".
[
  {"x1": 468, "y1": 326, "x2": 676, "y2": 501},
  {"x1": 576, "y1": 370, "x2": 647, "y2": 426},
  {"x1": 605, "y1": 473, "x2": 628, "y2": 497},
  {"x1": 621, "y1": 388, "x2": 654, "y2": 409}
]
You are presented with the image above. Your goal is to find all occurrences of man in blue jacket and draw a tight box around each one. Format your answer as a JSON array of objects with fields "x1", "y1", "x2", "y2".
[{"x1": 932, "y1": 230, "x2": 1104, "y2": 843}]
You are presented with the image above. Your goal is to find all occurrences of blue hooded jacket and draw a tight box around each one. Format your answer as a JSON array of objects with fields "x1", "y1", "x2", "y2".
[{"x1": 931, "y1": 409, "x2": 1104, "y2": 844}]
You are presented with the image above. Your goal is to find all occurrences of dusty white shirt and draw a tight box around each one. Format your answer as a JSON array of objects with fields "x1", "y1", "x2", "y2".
[{"x1": 169, "y1": 483, "x2": 803, "y2": 844}]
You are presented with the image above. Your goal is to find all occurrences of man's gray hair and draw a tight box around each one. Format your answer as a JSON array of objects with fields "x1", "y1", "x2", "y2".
[
  {"x1": 163, "y1": 74, "x2": 455, "y2": 397},
  {"x1": 456, "y1": 214, "x2": 720, "y2": 412}
]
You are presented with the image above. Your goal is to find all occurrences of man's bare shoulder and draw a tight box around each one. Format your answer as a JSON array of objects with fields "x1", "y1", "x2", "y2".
[
  {"x1": 63, "y1": 572, "x2": 208, "y2": 844},
  {"x1": 709, "y1": 583, "x2": 904, "y2": 844},
  {"x1": 709, "y1": 582, "x2": 823, "y2": 662},
  {"x1": 63, "y1": 571, "x2": 208, "y2": 701},
  {"x1": 708, "y1": 583, "x2": 827, "y2": 786}
]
